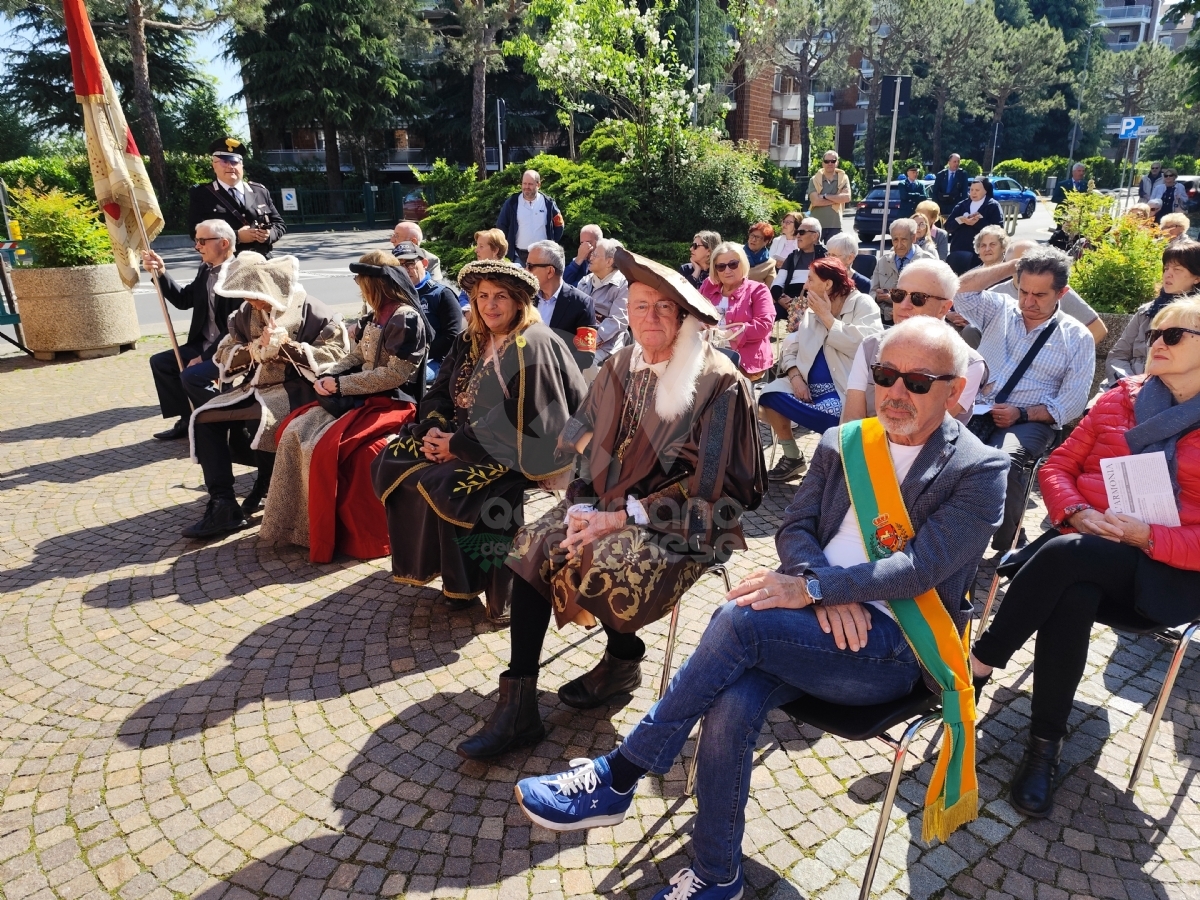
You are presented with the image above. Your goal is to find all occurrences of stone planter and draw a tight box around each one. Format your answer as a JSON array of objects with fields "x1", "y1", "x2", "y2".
[{"x1": 10, "y1": 264, "x2": 141, "y2": 360}]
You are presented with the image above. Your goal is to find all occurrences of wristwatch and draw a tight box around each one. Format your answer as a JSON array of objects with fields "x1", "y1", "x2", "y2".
[
  {"x1": 1016, "y1": 407, "x2": 1029, "y2": 425},
  {"x1": 805, "y1": 576, "x2": 823, "y2": 605}
]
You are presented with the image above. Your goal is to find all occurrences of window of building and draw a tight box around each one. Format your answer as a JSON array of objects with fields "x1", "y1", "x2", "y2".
[
  {"x1": 773, "y1": 69, "x2": 782, "y2": 93},
  {"x1": 770, "y1": 122, "x2": 780, "y2": 146}
]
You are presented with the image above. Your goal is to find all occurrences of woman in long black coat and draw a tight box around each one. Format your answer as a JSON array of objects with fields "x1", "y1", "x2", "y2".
[{"x1": 945, "y1": 177, "x2": 1004, "y2": 274}]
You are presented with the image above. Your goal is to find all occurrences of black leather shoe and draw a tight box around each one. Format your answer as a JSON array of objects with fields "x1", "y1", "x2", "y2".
[
  {"x1": 182, "y1": 497, "x2": 249, "y2": 540},
  {"x1": 767, "y1": 454, "x2": 807, "y2": 483},
  {"x1": 457, "y1": 672, "x2": 545, "y2": 760},
  {"x1": 973, "y1": 673, "x2": 991, "y2": 705},
  {"x1": 1010, "y1": 735, "x2": 1063, "y2": 818},
  {"x1": 445, "y1": 594, "x2": 480, "y2": 612},
  {"x1": 558, "y1": 652, "x2": 643, "y2": 709},
  {"x1": 241, "y1": 481, "x2": 268, "y2": 516},
  {"x1": 154, "y1": 418, "x2": 188, "y2": 440}
]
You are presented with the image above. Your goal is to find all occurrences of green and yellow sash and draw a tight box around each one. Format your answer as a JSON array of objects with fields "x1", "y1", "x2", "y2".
[{"x1": 838, "y1": 417, "x2": 978, "y2": 842}]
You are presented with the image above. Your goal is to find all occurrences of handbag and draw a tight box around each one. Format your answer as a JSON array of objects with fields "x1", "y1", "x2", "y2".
[{"x1": 966, "y1": 316, "x2": 1059, "y2": 443}]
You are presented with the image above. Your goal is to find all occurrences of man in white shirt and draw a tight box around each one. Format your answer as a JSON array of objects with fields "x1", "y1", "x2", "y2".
[
  {"x1": 495, "y1": 169, "x2": 564, "y2": 265},
  {"x1": 843, "y1": 258, "x2": 986, "y2": 425}
]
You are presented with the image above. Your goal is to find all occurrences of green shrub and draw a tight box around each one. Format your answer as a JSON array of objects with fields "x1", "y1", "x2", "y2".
[
  {"x1": 422, "y1": 125, "x2": 788, "y2": 274},
  {"x1": 1079, "y1": 155, "x2": 1120, "y2": 189},
  {"x1": 0, "y1": 157, "x2": 82, "y2": 193},
  {"x1": 1072, "y1": 220, "x2": 1165, "y2": 313},
  {"x1": 993, "y1": 156, "x2": 1068, "y2": 191},
  {"x1": 415, "y1": 158, "x2": 478, "y2": 205},
  {"x1": 7, "y1": 181, "x2": 114, "y2": 268}
]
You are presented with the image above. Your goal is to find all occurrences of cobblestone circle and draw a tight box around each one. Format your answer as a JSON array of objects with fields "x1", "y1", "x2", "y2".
[{"x1": 1, "y1": 338, "x2": 1197, "y2": 900}]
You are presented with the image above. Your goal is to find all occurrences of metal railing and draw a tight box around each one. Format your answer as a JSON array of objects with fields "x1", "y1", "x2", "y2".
[{"x1": 1094, "y1": 4, "x2": 1152, "y2": 21}]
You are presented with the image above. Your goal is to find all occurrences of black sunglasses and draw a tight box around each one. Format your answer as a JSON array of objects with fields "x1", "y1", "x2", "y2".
[
  {"x1": 888, "y1": 288, "x2": 947, "y2": 308},
  {"x1": 1148, "y1": 326, "x2": 1200, "y2": 346},
  {"x1": 691, "y1": 241, "x2": 706, "y2": 249},
  {"x1": 871, "y1": 364, "x2": 956, "y2": 394}
]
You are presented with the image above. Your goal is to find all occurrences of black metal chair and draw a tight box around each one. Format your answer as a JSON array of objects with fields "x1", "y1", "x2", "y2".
[{"x1": 778, "y1": 684, "x2": 943, "y2": 900}]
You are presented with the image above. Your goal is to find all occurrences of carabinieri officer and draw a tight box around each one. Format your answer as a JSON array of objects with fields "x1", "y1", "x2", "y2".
[{"x1": 186, "y1": 137, "x2": 286, "y2": 257}]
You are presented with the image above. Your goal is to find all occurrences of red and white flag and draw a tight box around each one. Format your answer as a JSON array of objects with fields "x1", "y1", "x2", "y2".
[{"x1": 63, "y1": 0, "x2": 164, "y2": 289}]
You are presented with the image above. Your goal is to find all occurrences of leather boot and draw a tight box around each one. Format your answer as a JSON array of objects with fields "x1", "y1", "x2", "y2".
[
  {"x1": 1010, "y1": 734, "x2": 1063, "y2": 818},
  {"x1": 456, "y1": 672, "x2": 545, "y2": 760},
  {"x1": 242, "y1": 451, "x2": 275, "y2": 516},
  {"x1": 557, "y1": 652, "x2": 643, "y2": 710}
]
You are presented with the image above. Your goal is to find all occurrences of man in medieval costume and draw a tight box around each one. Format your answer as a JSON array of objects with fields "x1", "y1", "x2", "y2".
[
  {"x1": 184, "y1": 252, "x2": 350, "y2": 539},
  {"x1": 457, "y1": 248, "x2": 768, "y2": 761}
]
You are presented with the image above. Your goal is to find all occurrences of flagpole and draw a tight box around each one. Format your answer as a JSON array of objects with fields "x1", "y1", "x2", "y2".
[{"x1": 96, "y1": 97, "x2": 186, "y2": 375}]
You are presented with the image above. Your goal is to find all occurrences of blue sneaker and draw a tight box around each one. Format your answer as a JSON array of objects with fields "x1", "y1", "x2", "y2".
[
  {"x1": 514, "y1": 756, "x2": 635, "y2": 831},
  {"x1": 652, "y1": 867, "x2": 743, "y2": 900}
]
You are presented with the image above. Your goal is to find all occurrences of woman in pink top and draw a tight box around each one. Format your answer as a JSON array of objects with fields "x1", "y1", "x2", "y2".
[{"x1": 700, "y1": 242, "x2": 776, "y2": 379}]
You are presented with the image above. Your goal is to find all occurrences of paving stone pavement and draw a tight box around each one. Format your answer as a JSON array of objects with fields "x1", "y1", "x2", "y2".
[{"x1": 1, "y1": 337, "x2": 1198, "y2": 900}]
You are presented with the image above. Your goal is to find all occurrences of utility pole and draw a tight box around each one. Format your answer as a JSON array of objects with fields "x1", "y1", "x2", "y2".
[{"x1": 879, "y1": 75, "x2": 907, "y2": 250}]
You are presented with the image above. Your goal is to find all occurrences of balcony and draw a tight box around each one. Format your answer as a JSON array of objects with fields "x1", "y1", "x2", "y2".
[
  {"x1": 770, "y1": 93, "x2": 810, "y2": 120},
  {"x1": 768, "y1": 144, "x2": 804, "y2": 165},
  {"x1": 1095, "y1": 4, "x2": 1153, "y2": 23},
  {"x1": 813, "y1": 91, "x2": 835, "y2": 111},
  {"x1": 1106, "y1": 39, "x2": 1141, "y2": 49},
  {"x1": 259, "y1": 149, "x2": 354, "y2": 170},
  {"x1": 713, "y1": 82, "x2": 737, "y2": 110}
]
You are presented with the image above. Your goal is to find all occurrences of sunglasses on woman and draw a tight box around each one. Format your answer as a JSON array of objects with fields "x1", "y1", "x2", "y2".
[
  {"x1": 888, "y1": 288, "x2": 947, "y2": 307},
  {"x1": 870, "y1": 364, "x2": 956, "y2": 394},
  {"x1": 1148, "y1": 326, "x2": 1200, "y2": 346},
  {"x1": 713, "y1": 260, "x2": 741, "y2": 272},
  {"x1": 691, "y1": 241, "x2": 705, "y2": 249}
]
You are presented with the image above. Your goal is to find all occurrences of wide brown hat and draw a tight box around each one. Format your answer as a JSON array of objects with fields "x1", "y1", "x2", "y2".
[
  {"x1": 613, "y1": 247, "x2": 720, "y2": 325},
  {"x1": 457, "y1": 259, "x2": 540, "y2": 303}
]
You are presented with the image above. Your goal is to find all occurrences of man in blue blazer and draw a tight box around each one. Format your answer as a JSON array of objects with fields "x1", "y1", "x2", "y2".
[
  {"x1": 525, "y1": 240, "x2": 597, "y2": 372},
  {"x1": 934, "y1": 153, "x2": 969, "y2": 215},
  {"x1": 509, "y1": 317, "x2": 1009, "y2": 900}
]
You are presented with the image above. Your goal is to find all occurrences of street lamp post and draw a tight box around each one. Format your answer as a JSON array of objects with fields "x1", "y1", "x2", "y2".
[{"x1": 1067, "y1": 21, "x2": 1104, "y2": 169}]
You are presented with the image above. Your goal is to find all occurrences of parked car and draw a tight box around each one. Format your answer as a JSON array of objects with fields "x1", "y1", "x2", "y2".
[
  {"x1": 853, "y1": 180, "x2": 932, "y2": 243},
  {"x1": 986, "y1": 176, "x2": 1038, "y2": 218},
  {"x1": 1173, "y1": 175, "x2": 1199, "y2": 211}
]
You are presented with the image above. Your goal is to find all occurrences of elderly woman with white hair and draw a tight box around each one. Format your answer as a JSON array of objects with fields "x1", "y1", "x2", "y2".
[
  {"x1": 825, "y1": 232, "x2": 872, "y2": 295},
  {"x1": 700, "y1": 241, "x2": 776, "y2": 379},
  {"x1": 577, "y1": 237, "x2": 631, "y2": 374},
  {"x1": 972, "y1": 225, "x2": 1009, "y2": 268}
]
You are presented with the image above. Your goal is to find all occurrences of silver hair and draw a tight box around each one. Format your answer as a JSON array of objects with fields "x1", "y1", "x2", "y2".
[
  {"x1": 1004, "y1": 238, "x2": 1037, "y2": 261},
  {"x1": 889, "y1": 217, "x2": 918, "y2": 239},
  {"x1": 800, "y1": 217, "x2": 822, "y2": 235},
  {"x1": 826, "y1": 232, "x2": 860, "y2": 257},
  {"x1": 580, "y1": 223, "x2": 603, "y2": 240},
  {"x1": 394, "y1": 221, "x2": 423, "y2": 243},
  {"x1": 197, "y1": 219, "x2": 236, "y2": 248},
  {"x1": 879, "y1": 316, "x2": 969, "y2": 378},
  {"x1": 1015, "y1": 245, "x2": 1072, "y2": 292},
  {"x1": 523, "y1": 169, "x2": 542, "y2": 184},
  {"x1": 973, "y1": 224, "x2": 1009, "y2": 254},
  {"x1": 594, "y1": 237, "x2": 622, "y2": 259},
  {"x1": 527, "y1": 239, "x2": 566, "y2": 274},
  {"x1": 693, "y1": 230, "x2": 722, "y2": 251},
  {"x1": 902, "y1": 258, "x2": 959, "y2": 300}
]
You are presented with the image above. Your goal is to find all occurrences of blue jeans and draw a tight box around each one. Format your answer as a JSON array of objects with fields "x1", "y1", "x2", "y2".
[{"x1": 619, "y1": 601, "x2": 921, "y2": 885}]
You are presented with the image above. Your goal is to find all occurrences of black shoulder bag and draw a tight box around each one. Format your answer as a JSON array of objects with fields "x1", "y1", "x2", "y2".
[{"x1": 966, "y1": 316, "x2": 1058, "y2": 443}]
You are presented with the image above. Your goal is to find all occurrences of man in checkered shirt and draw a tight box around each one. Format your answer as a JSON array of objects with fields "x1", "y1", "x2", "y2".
[{"x1": 952, "y1": 246, "x2": 1095, "y2": 550}]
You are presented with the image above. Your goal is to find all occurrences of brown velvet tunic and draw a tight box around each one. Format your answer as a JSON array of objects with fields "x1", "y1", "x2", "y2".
[
  {"x1": 371, "y1": 323, "x2": 587, "y2": 609},
  {"x1": 507, "y1": 342, "x2": 767, "y2": 633}
]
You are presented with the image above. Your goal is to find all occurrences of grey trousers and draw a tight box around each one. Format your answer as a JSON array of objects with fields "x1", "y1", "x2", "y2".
[{"x1": 986, "y1": 422, "x2": 1056, "y2": 551}]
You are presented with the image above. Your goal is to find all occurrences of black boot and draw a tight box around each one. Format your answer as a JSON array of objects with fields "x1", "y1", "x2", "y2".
[
  {"x1": 242, "y1": 451, "x2": 275, "y2": 516},
  {"x1": 456, "y1": 672, "x2": 545, "y2": 760},
  {"x1": 182, "y1": 497, "x2": 249, "y2": 540},
  {"x1": 1010, "y1": 735, "x2": 1063, "y2": 818},
  {"x1": 557, "y1": 651, "x2": 643, "y2": 709}
]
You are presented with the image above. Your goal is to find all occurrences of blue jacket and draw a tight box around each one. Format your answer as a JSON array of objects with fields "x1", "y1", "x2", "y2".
[
  {"x1": 775, "y1": 417, "x2": 1008, "y2": 686},
  {"x1": 495, "y1": 191, "x2": 564, "y2": 260}
]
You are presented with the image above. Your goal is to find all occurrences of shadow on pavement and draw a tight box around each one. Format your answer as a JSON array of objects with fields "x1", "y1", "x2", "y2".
[{"x1": 0, "y1": 404, "x2": 159, "y2": 442}]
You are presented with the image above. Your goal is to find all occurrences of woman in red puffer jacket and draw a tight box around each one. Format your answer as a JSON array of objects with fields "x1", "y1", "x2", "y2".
[{"x1": 969, "y1": 294, "x2": 1200, "y2": 821}]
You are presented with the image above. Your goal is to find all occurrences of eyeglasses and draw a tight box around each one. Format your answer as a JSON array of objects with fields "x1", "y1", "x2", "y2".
[
  {"x1": 870, "y1": 364, "x2": 956, "y2": 394},
  {"x1": 1148, "y1": 326, "x2": 1200, "y2": 346},
  {"x1": 888, "y1": 288, "x2": 947, "y2": 308},
  {"x1": 799, "y1": 229, "x2": 821, "y2": 237},
  {"x1": 691, "y1": 241, "x2": 706, "y2": 249},
  {"x1": 629, "y1": 301, "x2": 678, "y2": 318},
  {"x1": 822, "y1": 158, "x2": 838, "y2": 164},
  {"x1": 194, "y1": 237, "x2": 222, "y2": 245},
  {"x1": 713, "y1": 260, "x2": 741, "y2": 272},
  {"x1": 526, "y1": 262, "x2": 556, "y2": 270}
]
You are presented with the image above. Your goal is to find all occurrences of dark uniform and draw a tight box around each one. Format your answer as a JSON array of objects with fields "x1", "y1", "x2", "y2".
[{"x1": 187, "y1": 137, "x2": 286, "y2": 257}]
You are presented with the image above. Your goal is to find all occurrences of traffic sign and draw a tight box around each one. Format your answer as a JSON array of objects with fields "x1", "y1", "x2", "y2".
[
  {"x1": 1118, "y1": 116, "x2": 1144, "y2": 139},
  {"x1": 1137, "y1": 124, "x2": 1159, "y2": 137},
  {"x1": 281, "y1": 187, "x2": 298, "y2": 212}
]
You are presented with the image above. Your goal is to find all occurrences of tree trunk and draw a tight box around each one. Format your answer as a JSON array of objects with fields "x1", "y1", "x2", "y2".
[
  {"x1": 126, "y1": 0, "x2": 167, "y2": 194},
  {"x1": 931, "y1": 94, "x2": 947, "y2": 172},
  {"x1": 984, "y1": 96, "x2": 1008, "y2": 172},
  {"x1": 324, "y1": 119, "x2": 343, "y2": 198},
  {"x1": 567, "y1": 111, "x2": 576, "y2": 161},
  {"x1": 471, "y1": 54, "x2": 488, "y2": 180},
  {"x1": 797, "y1": 58, "x2": 812, "y2": 176}
]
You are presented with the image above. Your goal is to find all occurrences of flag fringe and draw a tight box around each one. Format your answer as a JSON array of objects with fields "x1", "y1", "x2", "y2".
[{"x1": 922, "y1": 789, "x2": 979, "y2": 844}]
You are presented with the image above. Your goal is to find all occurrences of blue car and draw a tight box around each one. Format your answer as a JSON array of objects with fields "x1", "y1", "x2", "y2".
[
  {"x1": 852, "y1": 180, "x2": 931, "y2": 243},
  {"x1": 986, "y1": 176, "x2": 1038, "y2": 218}
]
